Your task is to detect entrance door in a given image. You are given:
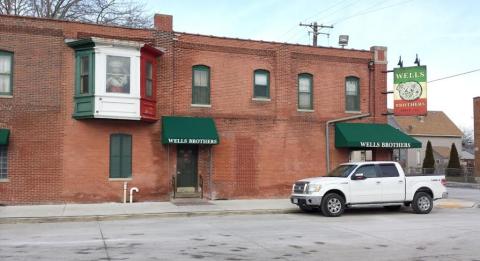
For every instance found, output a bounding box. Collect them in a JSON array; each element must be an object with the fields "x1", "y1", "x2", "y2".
[{"x1": 176, "y1": 145, "x2": 198, "y2": 193}]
